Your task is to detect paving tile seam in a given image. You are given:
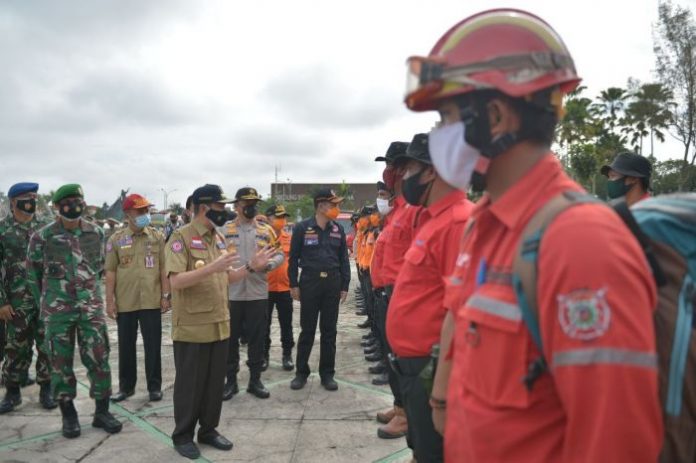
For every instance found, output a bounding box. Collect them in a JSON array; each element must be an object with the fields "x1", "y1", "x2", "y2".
[{"x1": 372, "y1": 447, "x2": 412, "y2": 463}]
